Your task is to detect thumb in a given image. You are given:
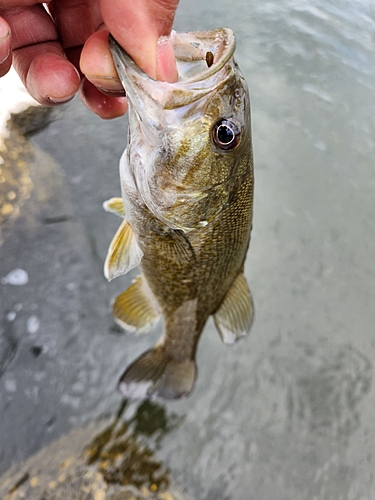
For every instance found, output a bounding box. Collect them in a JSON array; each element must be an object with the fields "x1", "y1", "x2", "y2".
[{"x1": 100, "y1": 0, "x2": 179, "y2": 82}]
